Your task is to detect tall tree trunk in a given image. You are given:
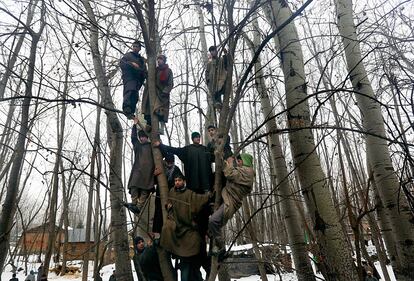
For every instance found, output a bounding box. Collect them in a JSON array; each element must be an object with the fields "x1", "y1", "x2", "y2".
[
  {"x1": 80, "y1": 1, "x2": 132, "y2": 280},
  {"x1": 264, "y1": 1, "x2": 358, "y2": 280},
  {"x1": 244, "y1": 21, "x2": 315, "y2": 280},
  {"x1": 0, "y1": 1, "x2": 45, "y2": 272},
  {"x1": 335, "y1": 0, "x2": 414, "y2": 279}
]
